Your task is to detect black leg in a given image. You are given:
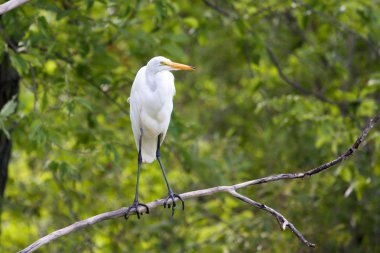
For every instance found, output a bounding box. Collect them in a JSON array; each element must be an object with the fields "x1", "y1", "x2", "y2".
[
  {"x1": 156, "y1": 134, "x2": 184, "y2": 216},
  {"x1": 125, "y1": 128, "x2": 149, "y2": 219}
]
